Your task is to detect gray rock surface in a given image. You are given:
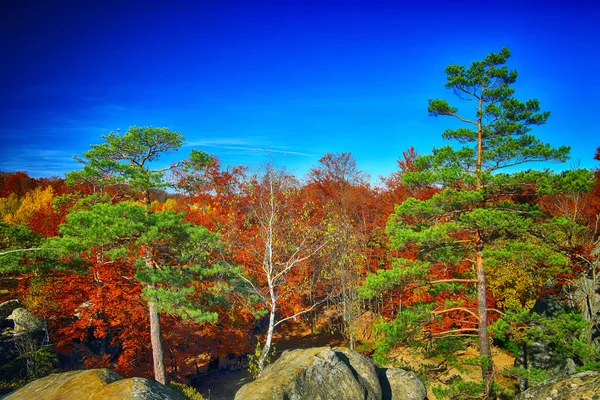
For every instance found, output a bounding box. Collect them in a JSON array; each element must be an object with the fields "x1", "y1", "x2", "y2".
[
  {"x1": 3, "y1": 368, "x2": 185, "y2": 400},
  {"x1": 514, "y1": 370, "x2": 600, "y2": 400},
  {"x1": 234, "y1": 346, "x2": 427, "y2": 400},
  {"x1": 6, "y1": 308, "x2": 45, "y2": 333},
  {"x1": 379, "y1": 368, "x2": 427, "y2": 400},
  {"x1": 335, "y1": 347, "x2": 382, "y2": 399},
  {"x1": 0, "y1": 300, "x2": 20, "y2": 325}
]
